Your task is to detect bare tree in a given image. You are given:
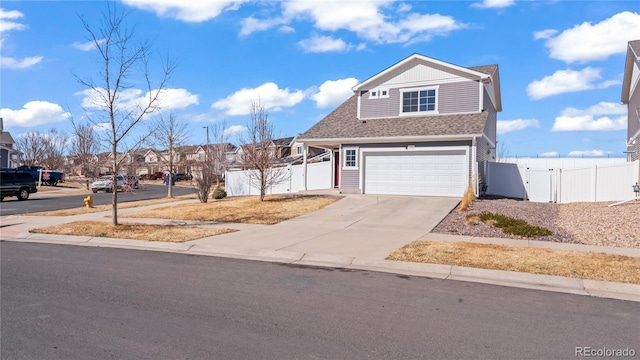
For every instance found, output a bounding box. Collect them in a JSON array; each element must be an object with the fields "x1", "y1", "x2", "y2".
[
  {"x1": 15, "y1": 129, "x2": 67, "y2": 169},
  {"x1": 193, "y1": 121, "x2": 228, "y2": 203},
  {"x1": 76, "y1": 5, "x2": 175, "y2": 225},
  {"x1": 155, "y1": 113, "x2": 188, "y2": 198},
  {"x1": 70, "y1": 122, "x2": 101, "y2": 176},
  {"x1": 40, "y1": 129, "x2": 68, "y2": 170},
  {"x1": 241, "y1": 101, "x2": 287, "y2": 201},
  {"x1": 15, "y1": 131, "x2": 45, "y2": 166}
]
